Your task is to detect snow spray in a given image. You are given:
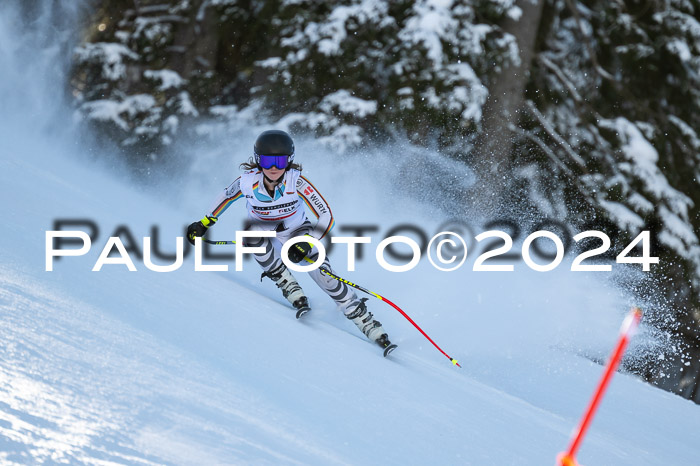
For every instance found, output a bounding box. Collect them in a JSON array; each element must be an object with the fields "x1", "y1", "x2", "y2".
[{"x1": 557, "y1": 307, "x2": 643, "y2": 466}]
